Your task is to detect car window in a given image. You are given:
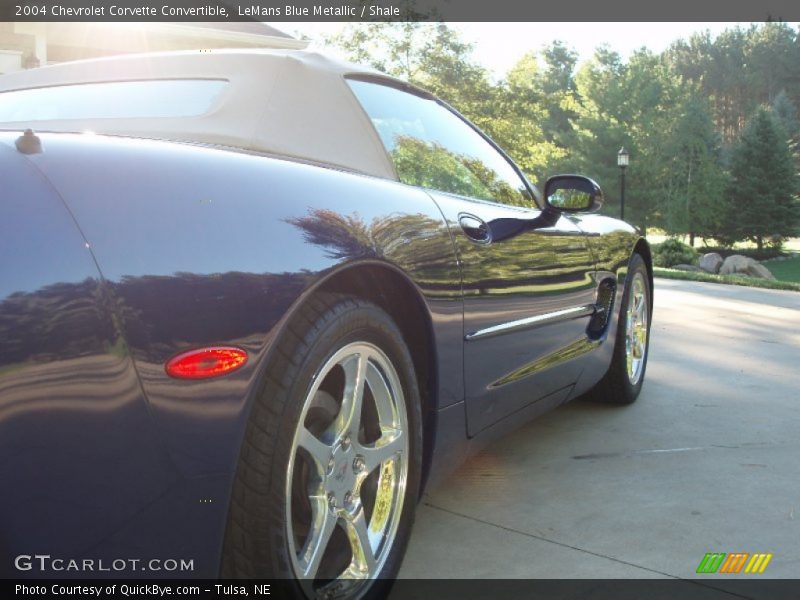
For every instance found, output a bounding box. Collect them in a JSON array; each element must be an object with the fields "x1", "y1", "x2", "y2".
[
  {"x1": 0, "y1": 79, "x2": 227, "y2": 122},
  {"x1": 348, "y1": 79, "x2": 532, "y2": 207}
]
